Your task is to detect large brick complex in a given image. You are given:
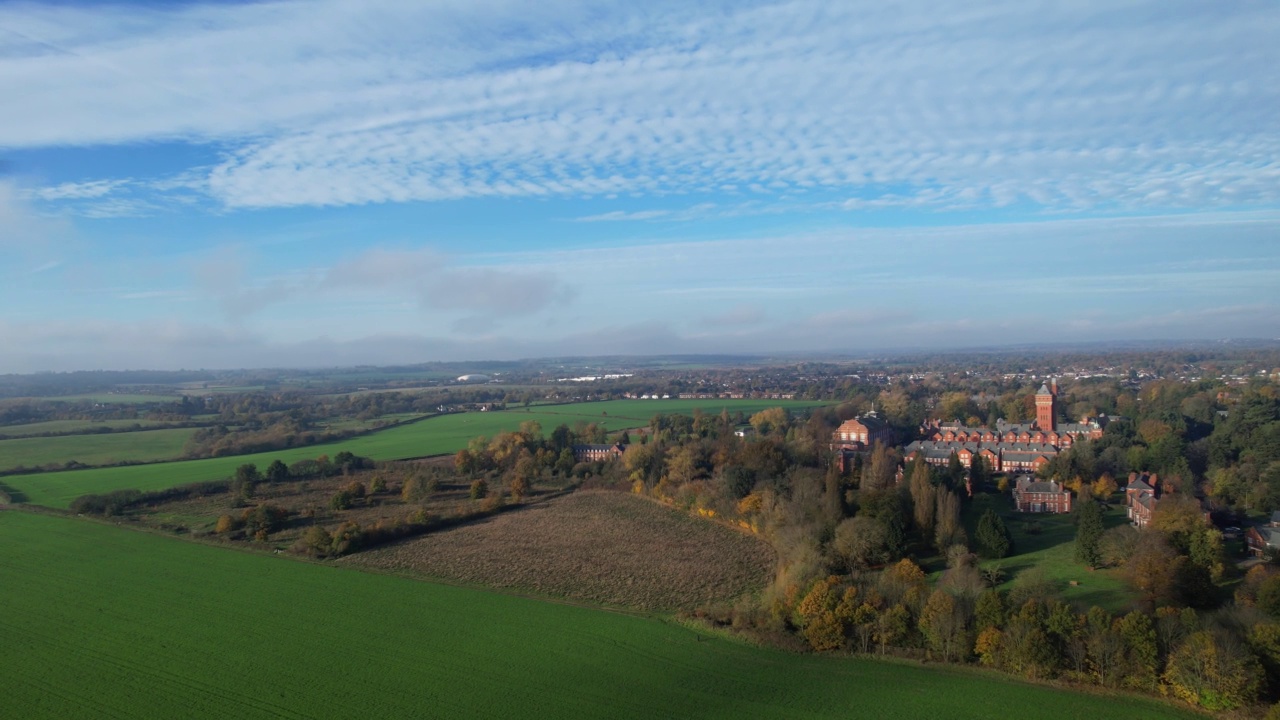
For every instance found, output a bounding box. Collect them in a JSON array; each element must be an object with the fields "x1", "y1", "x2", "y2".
[{"x1": 904, "y1": 382, "x2": 1114, "y2": 474}]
